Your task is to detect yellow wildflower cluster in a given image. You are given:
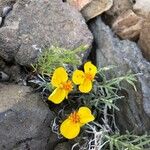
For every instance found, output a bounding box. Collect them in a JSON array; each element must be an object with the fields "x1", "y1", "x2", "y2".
[{"x1": 48, "y1": 61, "x2": 97, "y2": 139}]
